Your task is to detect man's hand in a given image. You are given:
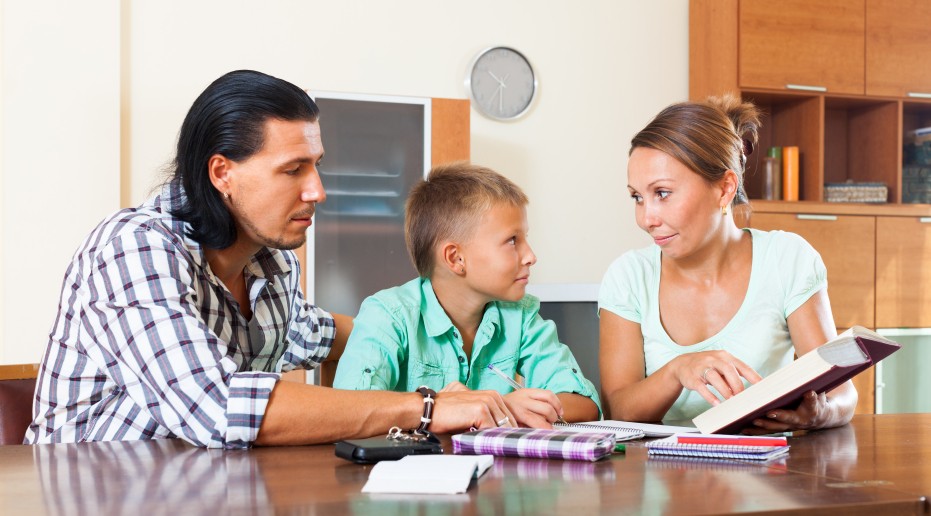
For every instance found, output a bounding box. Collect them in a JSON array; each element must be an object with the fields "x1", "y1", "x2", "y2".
[
  {"x1": 503, "y1": 388, "x2": 563, "y2": 428},
  {"x1": 429, "y1": 390, "x2": 516, "y2": 433}
]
